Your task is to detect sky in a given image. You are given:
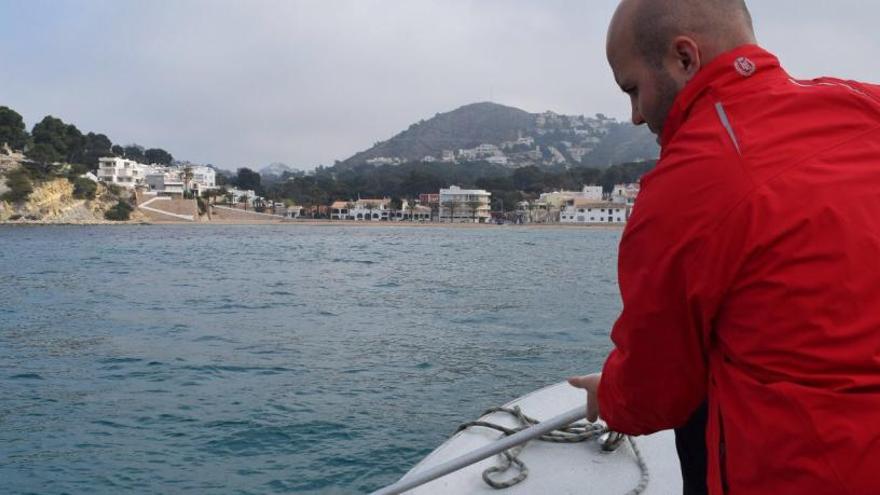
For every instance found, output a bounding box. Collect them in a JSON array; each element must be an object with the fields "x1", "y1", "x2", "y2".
[{"x1": 1, "y1": 0, "x2": 878, "y2": 172}]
